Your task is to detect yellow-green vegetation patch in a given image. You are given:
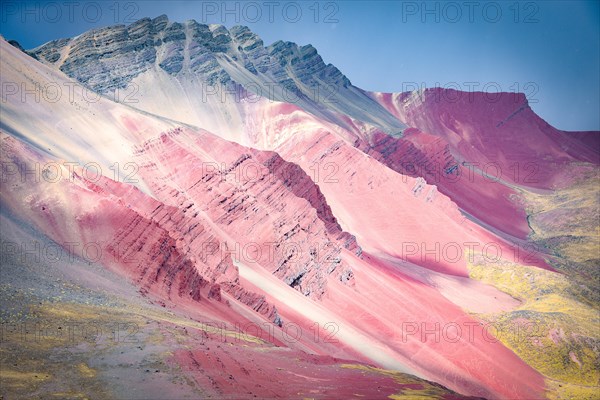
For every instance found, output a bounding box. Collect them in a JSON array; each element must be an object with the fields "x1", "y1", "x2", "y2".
[
  {"x1": 140, "y1": 310, "x2": 266, "y2": 345},
  {"x1": 468, "y1": 172, "x2": 600, "y2": 397},
  {"x1": 0, "y1": 369, "x2": 51, "y2": 385},
  {"x1": 341, "y1": 364, "x2": 454, "y2": 399},
  {"x1": 49, "y1": 392, "x2": 91, "y2": 399},
  {"x1": 469, "y1": 263, "x2": 598, "y2": 333},
  {"x1": 469, "y1": 261, "x2": 599, "y2": 387},
  {"x1": 0, "y1": 302, "x2": 123, "y2": 399},
  {"x1": 0, "y1": 294, "x2": 267, "y2": 399},
  {"x1": 524, "y1": 174, "x2": 599, "y2": 254},
  {"x1": 546, "y1": 378, "x2": 600, "y2": 400},
  {"x1": 76, "y1": 363, "x2": 97, "y2": 378},
  {"x1": 524, "y1": 173, "x2": 600, "y2": 287}
]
